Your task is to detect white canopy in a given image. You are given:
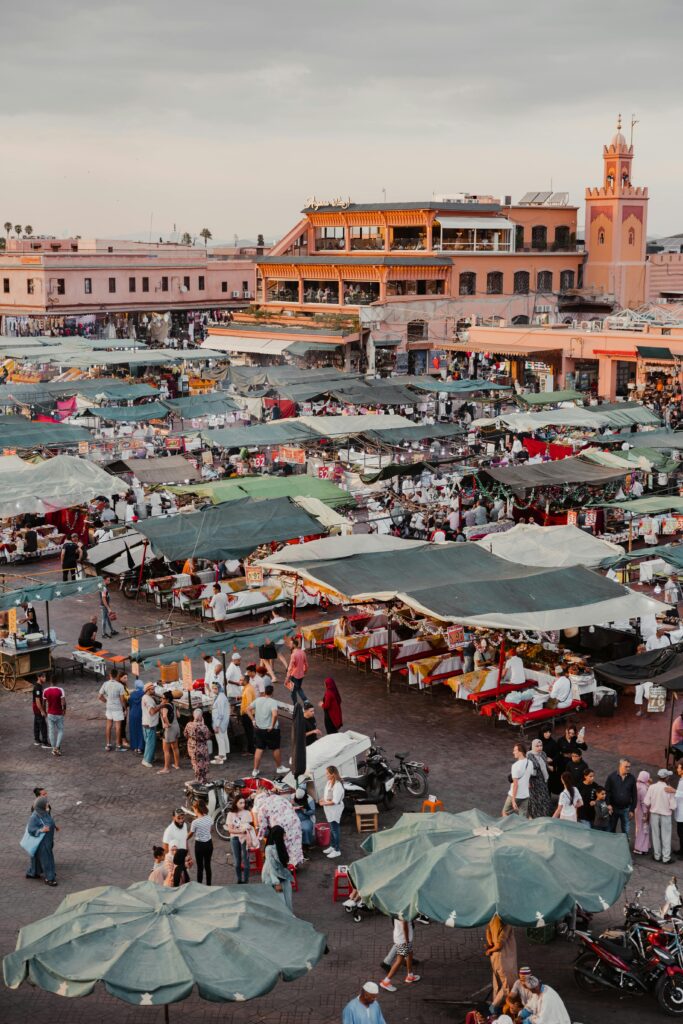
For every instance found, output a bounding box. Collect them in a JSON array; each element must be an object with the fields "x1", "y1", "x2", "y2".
[
  {"x1": 0, "y1": 455, "x2": 125, "y2": 519},
  {"x1": 0, "y1": 454, "x2": 32, "y2": 475},
  {"x1": 298, "y1": 414, "x2": 413, "y2": 438},
  {"x1": 475, "y1": 524, "x2": 624, "y2": 568}
]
